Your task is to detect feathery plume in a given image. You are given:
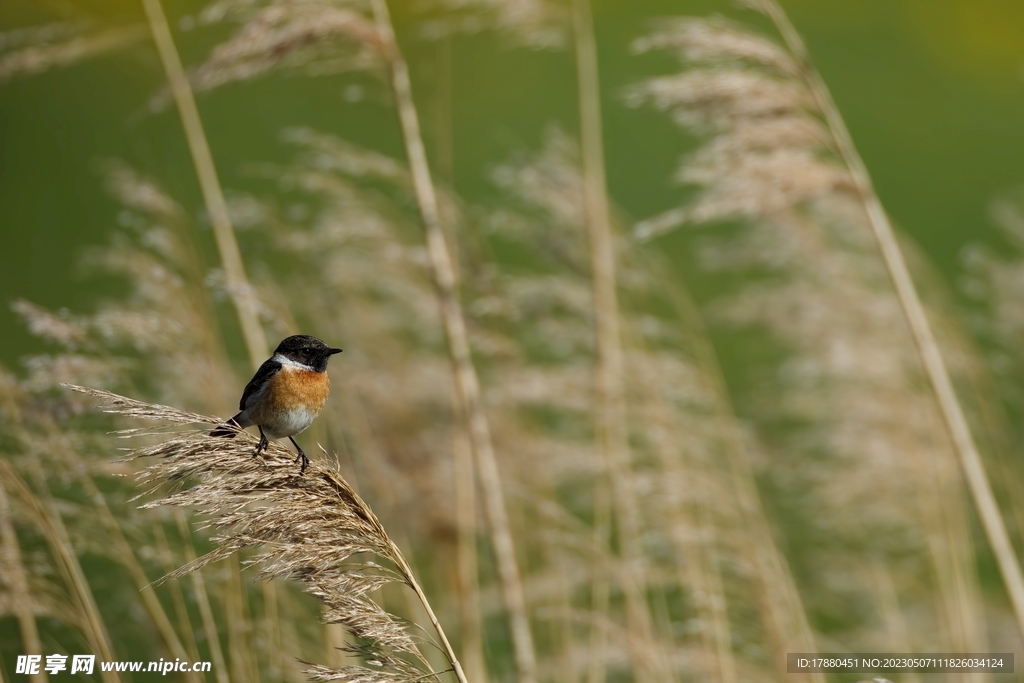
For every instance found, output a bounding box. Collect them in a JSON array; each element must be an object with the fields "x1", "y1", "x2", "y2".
[
  {"x1": 418, "y1": 0, "x2": 568, "y2": 50},
  {"x1": 184, "y1": 0, "x2": 383, "y2": 97},
  {"x1": 71, "y1": 385, "x2": 468, "y2": 683},
  {"x1": 629, "y1": 10, "x2": 994, "y2": 656},
  {"x1": 0, "y1": 22, "x2": 147, "y2": 84}
]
